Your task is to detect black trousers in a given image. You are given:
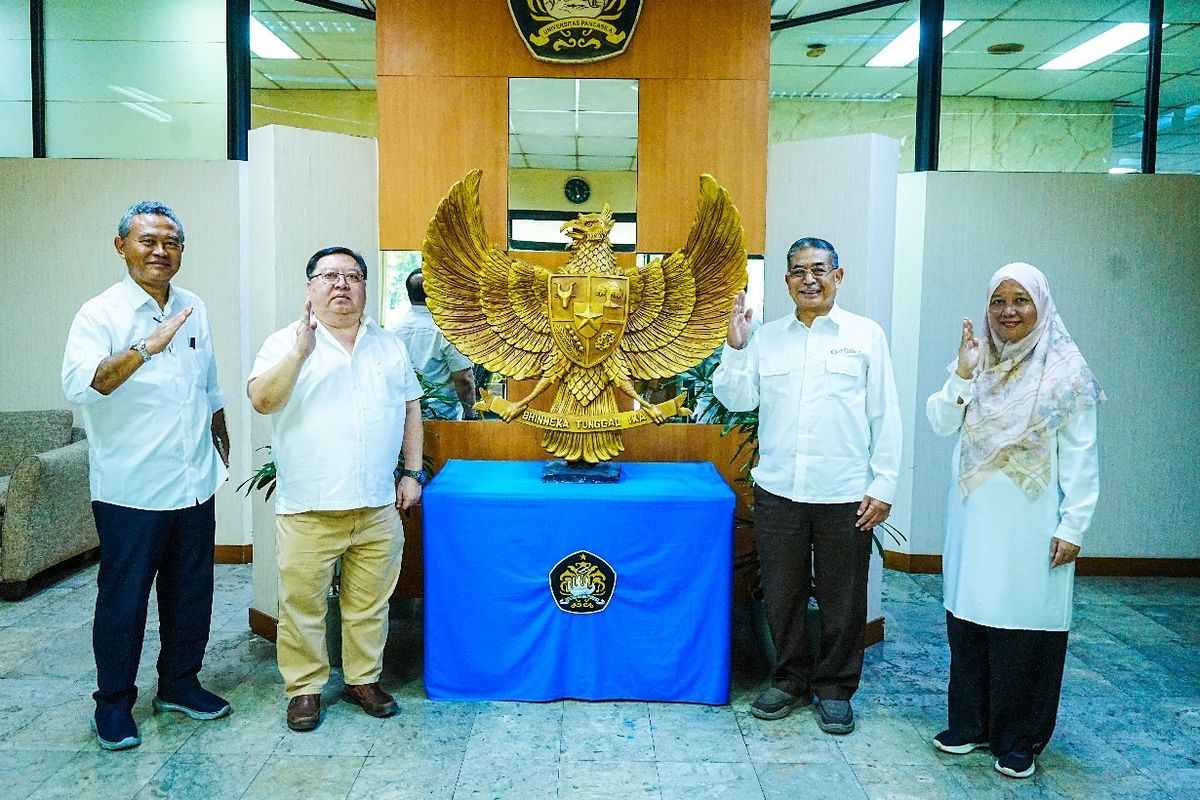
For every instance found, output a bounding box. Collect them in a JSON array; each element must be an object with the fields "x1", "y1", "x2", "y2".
[
  {"x1": 91, "y1": 498, "x2": 216, "y2": 712},
  {"x1": 753, "y1": 486, "x2": 872, "y2": 701},
  {"x1": 945, "y1": 611, "x2": 1069, "y2": 758}
]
